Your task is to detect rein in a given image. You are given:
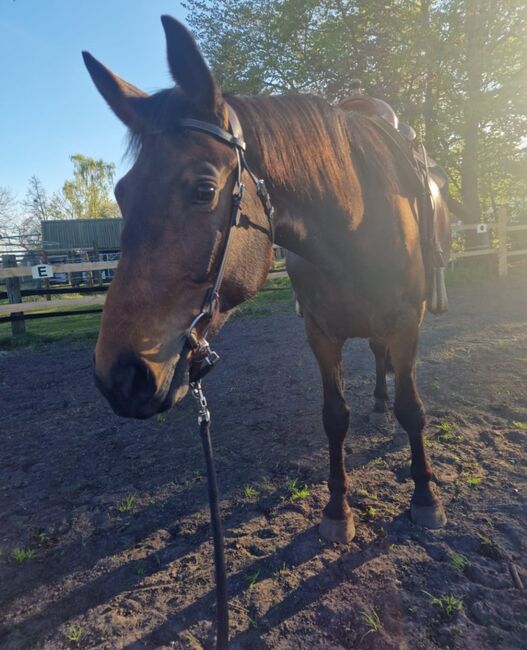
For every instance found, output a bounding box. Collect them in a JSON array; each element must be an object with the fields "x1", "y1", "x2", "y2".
[{"x1": 181, "y1": 105, "x2": 274, "y2": 649}]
